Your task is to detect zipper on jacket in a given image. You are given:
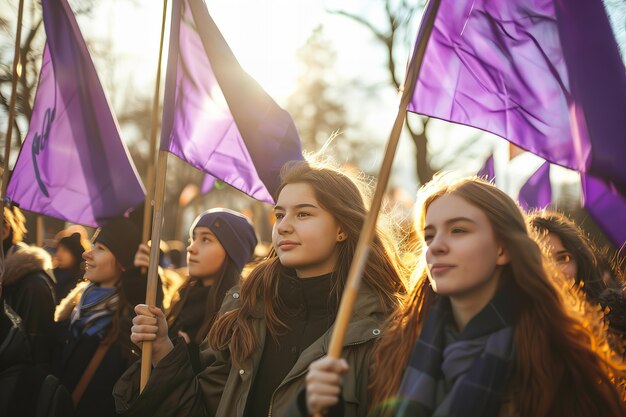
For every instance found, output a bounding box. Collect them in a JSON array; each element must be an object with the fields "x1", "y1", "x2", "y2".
[{"x1": 266, "y1": 338, "x2": 372, "y2": 417}]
